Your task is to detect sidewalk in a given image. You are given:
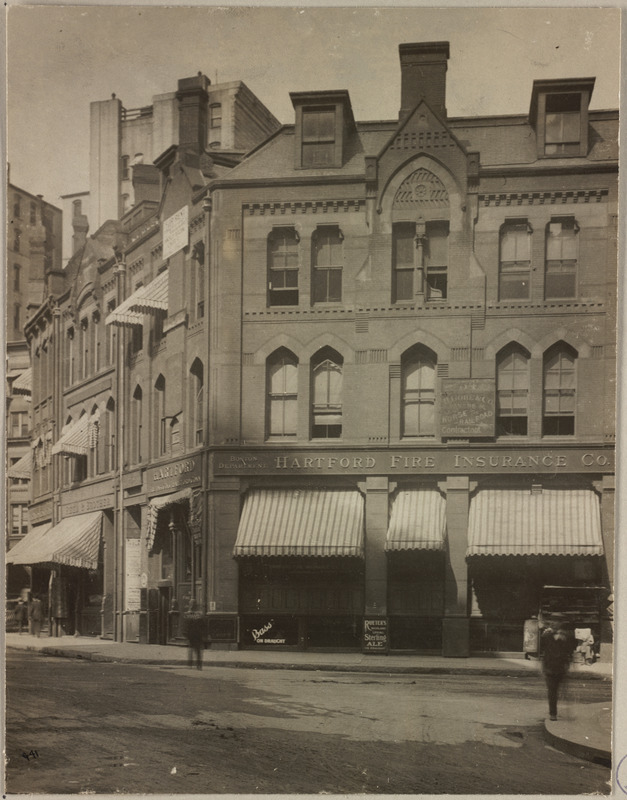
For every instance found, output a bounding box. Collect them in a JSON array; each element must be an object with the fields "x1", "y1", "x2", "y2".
[{"x1": 5, "y1": 632, "x2": 612, "y2": 764}]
